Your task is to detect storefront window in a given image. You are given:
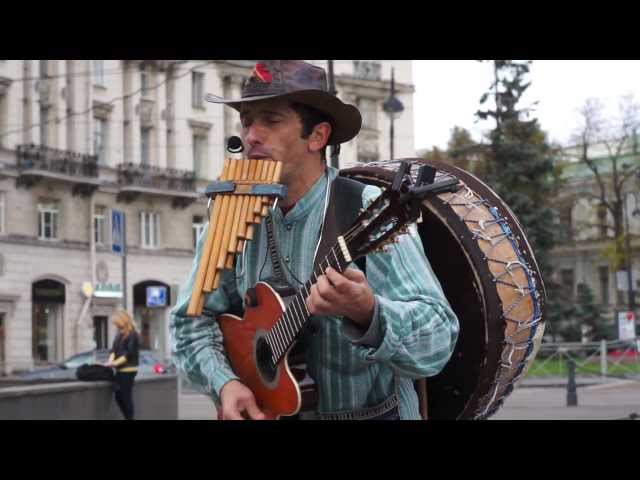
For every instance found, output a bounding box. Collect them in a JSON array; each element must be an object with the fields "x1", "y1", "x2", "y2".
[
  {"x1": 32, "y1": 279, "x2": 65, "y2": 363},
  {"x1": 0, "y1": 313, "x2": 5, "y2": 374},
  {"x1": 93, "y1": 316, "x2": 108, "y2": 350},
  {"x1": 32, "y1": 303, "x2": 59, "y2": 363}
]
